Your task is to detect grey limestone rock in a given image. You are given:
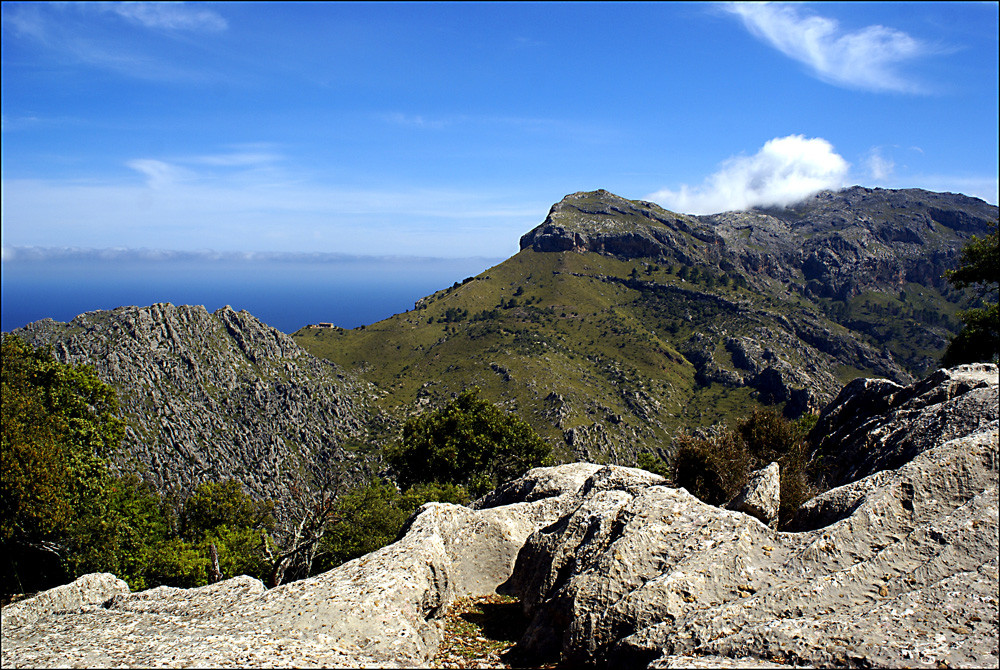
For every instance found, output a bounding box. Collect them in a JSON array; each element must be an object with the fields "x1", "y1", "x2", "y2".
[
  {"x1": 11, "y1": 303, "x2": 377, "y2": 523},
  {"x1": 3, "y1": 366, "x2": 997, "y2": 669},
  {"x1": 501, "y1": 367, "x2": 999, "y2": 668},
  {"x1": 726, "y1": 461, "x2": 780, "y2": 528},
  {"x1": 809, "y1": 363, "x2": 998, "y2": 488},
  {"x1": 1, "y1": 573, "x2": 128, "y2": 631},
  {"x1": 0, "y1": 467, "x2": 587, "y2": 668},
  {"x1": 472, "y1": 462, "x2": 603, "y2": 509}
]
